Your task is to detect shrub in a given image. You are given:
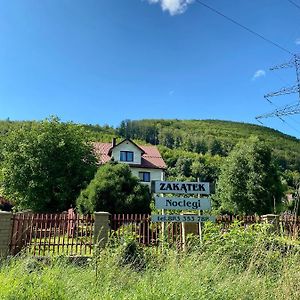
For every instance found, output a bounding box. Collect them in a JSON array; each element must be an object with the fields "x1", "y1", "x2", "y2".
[
  {"x1": 77, "y1": 163, "x2": 151, "y2": 214},
  {"x1": 0, "y1": 196, "x2": 13, "y2": 211}
]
